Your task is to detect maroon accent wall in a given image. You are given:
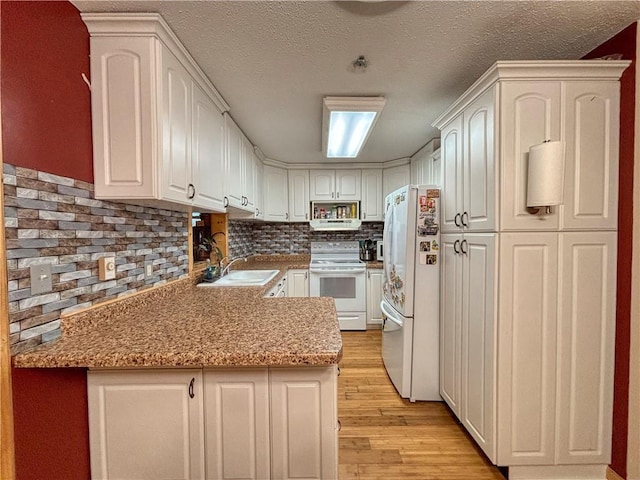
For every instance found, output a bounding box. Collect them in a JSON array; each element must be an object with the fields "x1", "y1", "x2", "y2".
[
  {"x1": 2, "y1": 2, "x2": 94, "y2": 477},
  {"x1": 1, "y1": 1, "x2": 93, "y2": 183},
  {"x1": 583, "y1": 22, "x2": 637, "y2": 479},
  {"x1": 12, "y1": 368, "x2": 90, "y2": 480}
]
